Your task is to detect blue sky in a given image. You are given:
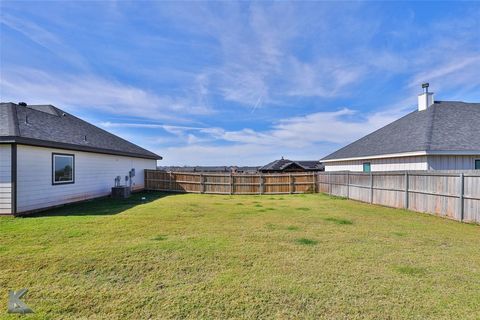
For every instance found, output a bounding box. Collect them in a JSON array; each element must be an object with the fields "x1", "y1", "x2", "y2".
[{"x1": 1, "y1": 1, "x2": 479, "y2": 165}]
